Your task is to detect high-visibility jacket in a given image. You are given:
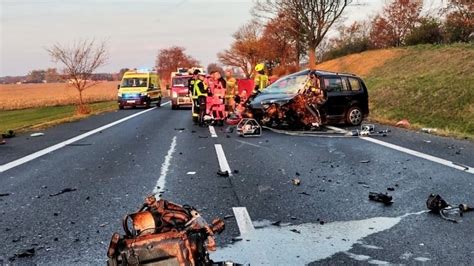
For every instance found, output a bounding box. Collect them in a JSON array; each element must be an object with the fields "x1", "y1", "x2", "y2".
[
  {"x1": 193, "y1": 79, "x2": 208, "y2": 97},
  {"x1": 254, "y1": 73, "x2": 269, "y2": 92},
  {"x1": 188, "y1": 78, "x2": 196, "y2": 95},
  {"x1": 225, "y1": 77, "x2": 237, "y2": 98}
]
